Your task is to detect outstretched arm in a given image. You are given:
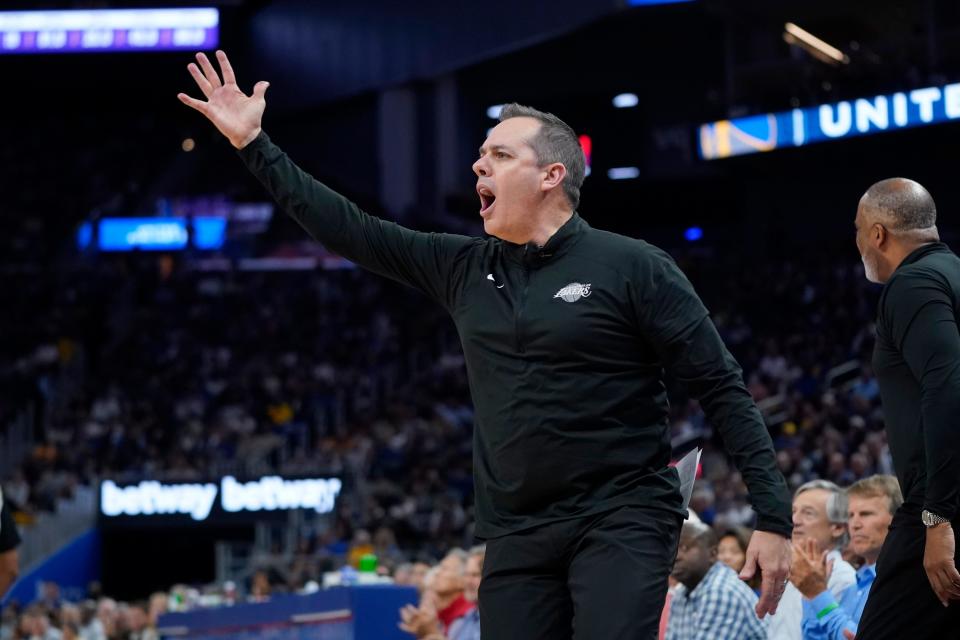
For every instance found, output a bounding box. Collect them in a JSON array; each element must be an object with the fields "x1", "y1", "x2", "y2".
[{"x1": 178, "y1": 51, "x2": 476, "y2": 307}]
